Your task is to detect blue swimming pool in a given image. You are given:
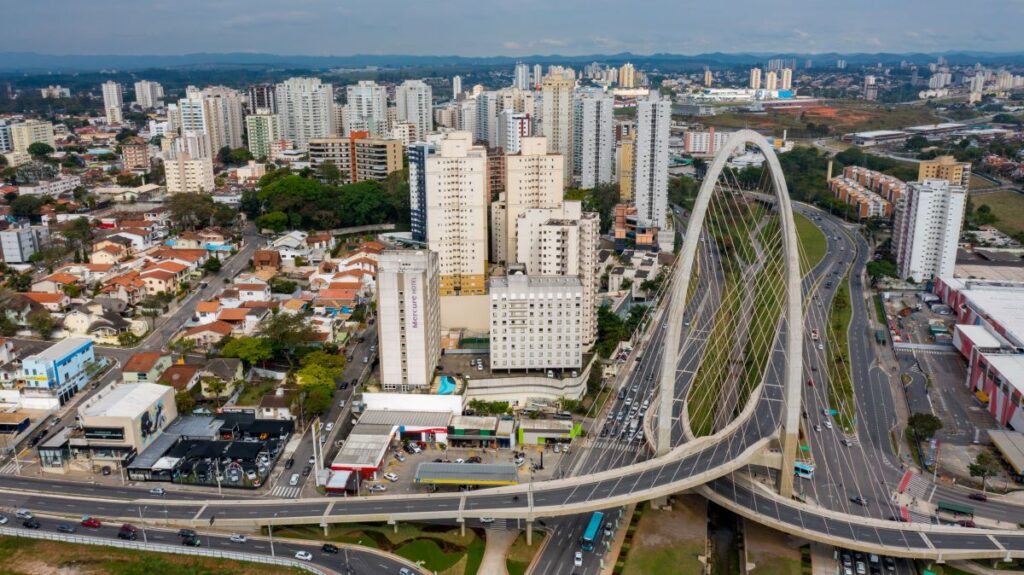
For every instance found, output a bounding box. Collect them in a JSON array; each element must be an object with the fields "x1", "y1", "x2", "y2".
[{"x1": 438, "y1": 376, "x2": 456, "y2": 395}]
